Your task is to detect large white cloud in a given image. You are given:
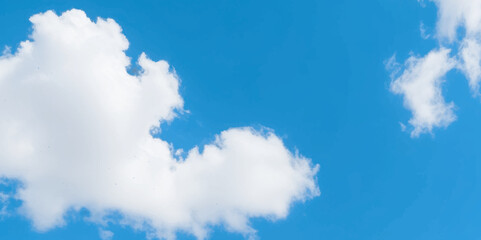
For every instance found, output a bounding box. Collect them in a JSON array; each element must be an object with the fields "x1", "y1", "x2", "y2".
[
  {"x1": 0, "y1": 9, "x2": 319, "y2": 239},
  {"x1": 390, "y1": 0, "x2": 481, "y2": 136}
]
